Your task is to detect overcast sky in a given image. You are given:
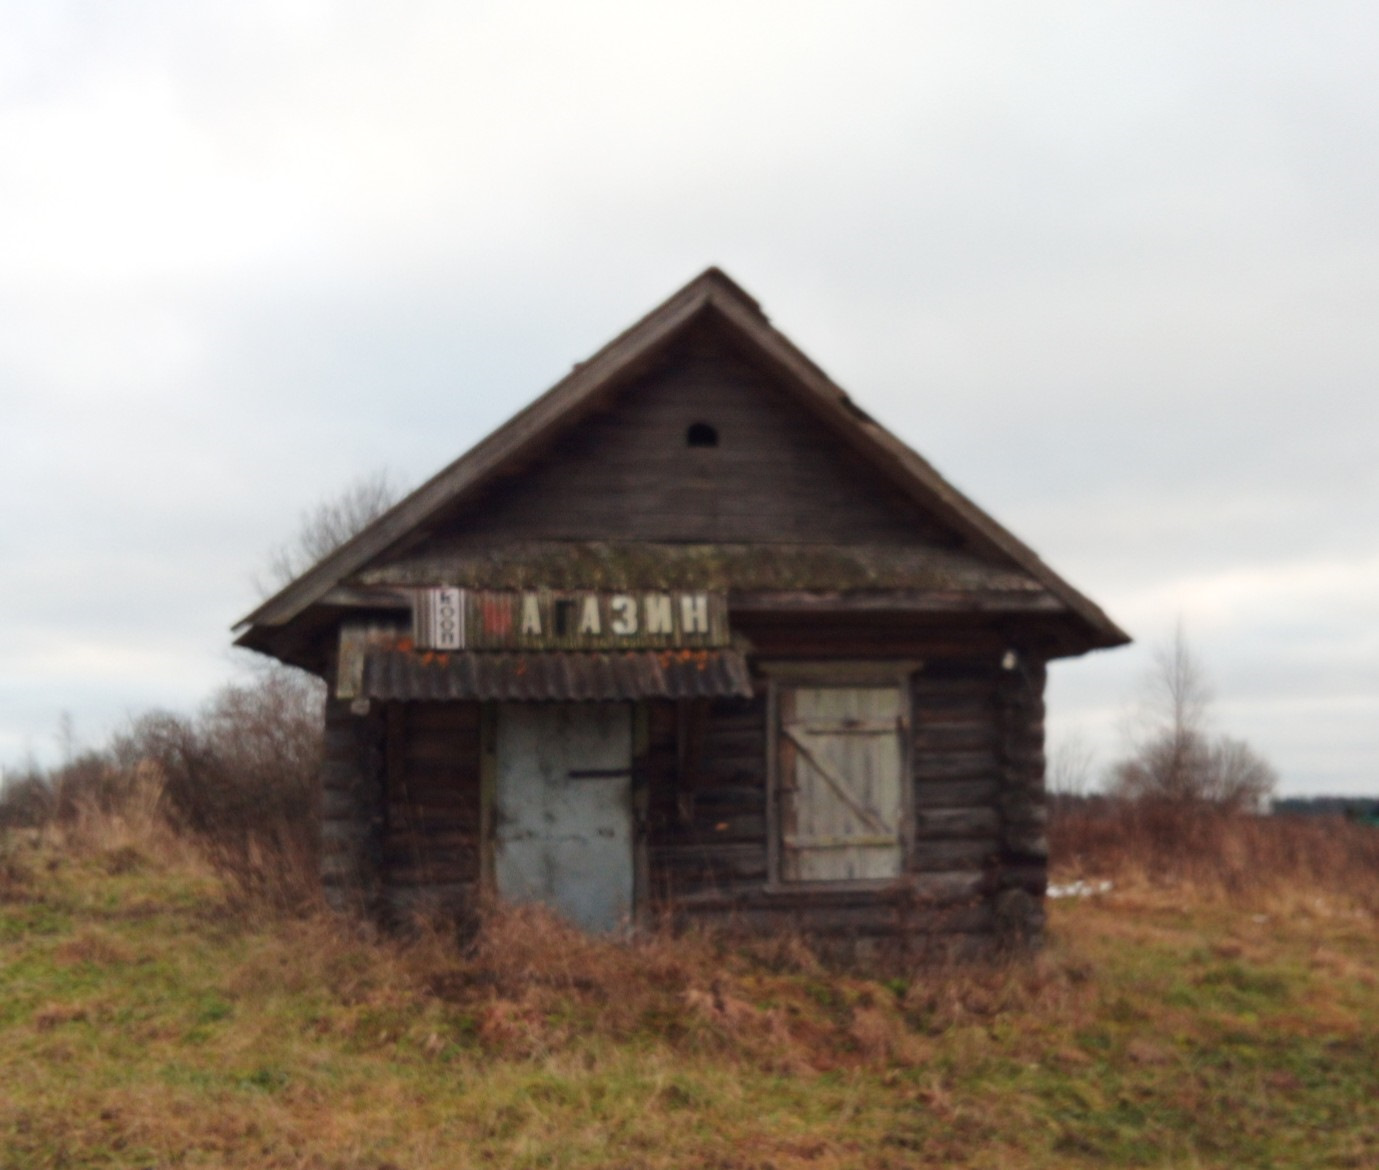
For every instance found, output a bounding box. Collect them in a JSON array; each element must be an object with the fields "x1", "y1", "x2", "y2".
[{"x1": 2, "y1": 2, "x2": 1375, "y2": 795}]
